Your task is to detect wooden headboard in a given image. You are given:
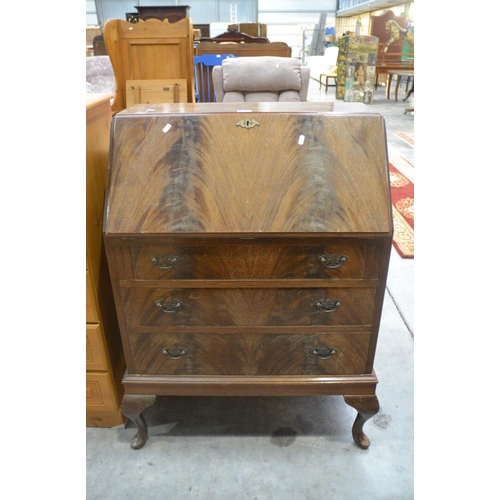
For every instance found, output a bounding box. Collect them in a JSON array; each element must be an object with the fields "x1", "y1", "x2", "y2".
[
  {"x1": 199, "y1": 29, "x2": 269, "y2": 44},
  {"x1": 195, "y1": 41, "x2": 291, "y2": 58}
]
